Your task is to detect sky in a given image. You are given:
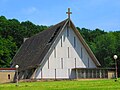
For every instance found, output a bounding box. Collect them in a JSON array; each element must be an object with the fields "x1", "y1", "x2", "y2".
[{"x1": 0, "y1": 0, "x2": 120, "y2": 32}]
